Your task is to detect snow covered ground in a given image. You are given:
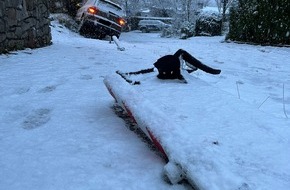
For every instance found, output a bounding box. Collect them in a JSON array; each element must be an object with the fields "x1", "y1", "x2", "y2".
[{"x1": 1, "y1": 18, "x2": 290, "y2": 190}]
